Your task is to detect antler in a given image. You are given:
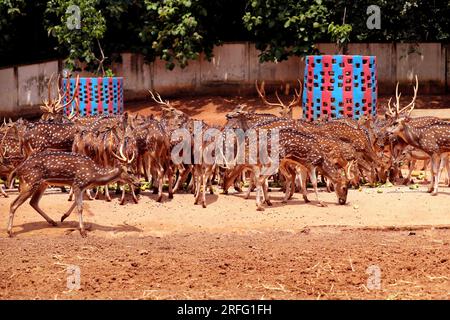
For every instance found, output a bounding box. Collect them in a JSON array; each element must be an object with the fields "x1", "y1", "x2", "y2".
[
  {"x1": 386, "y1": 97, "x2": 395, "y2": 116},
  {"x1": 148, "y1": 90, "x2": 172, "y2": 109},
  {"x1": 256, "y1": 80, "x2": 302, "y2": 115},
  {"x1": 386, "y1": 75, "x2": 419, "y2": 117},
  {"x1": 112, "y1": 143, "x2": 135, "y2": 164},
  {"x1": 56, "y1": 75, "x2": 80, "y2": 112},
  {"x1": 399, "y1": 75, "x2": 418, "y2": 115},
  {"x1": 255, "y1": 80, "x2": 286, "y2": 108}
]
